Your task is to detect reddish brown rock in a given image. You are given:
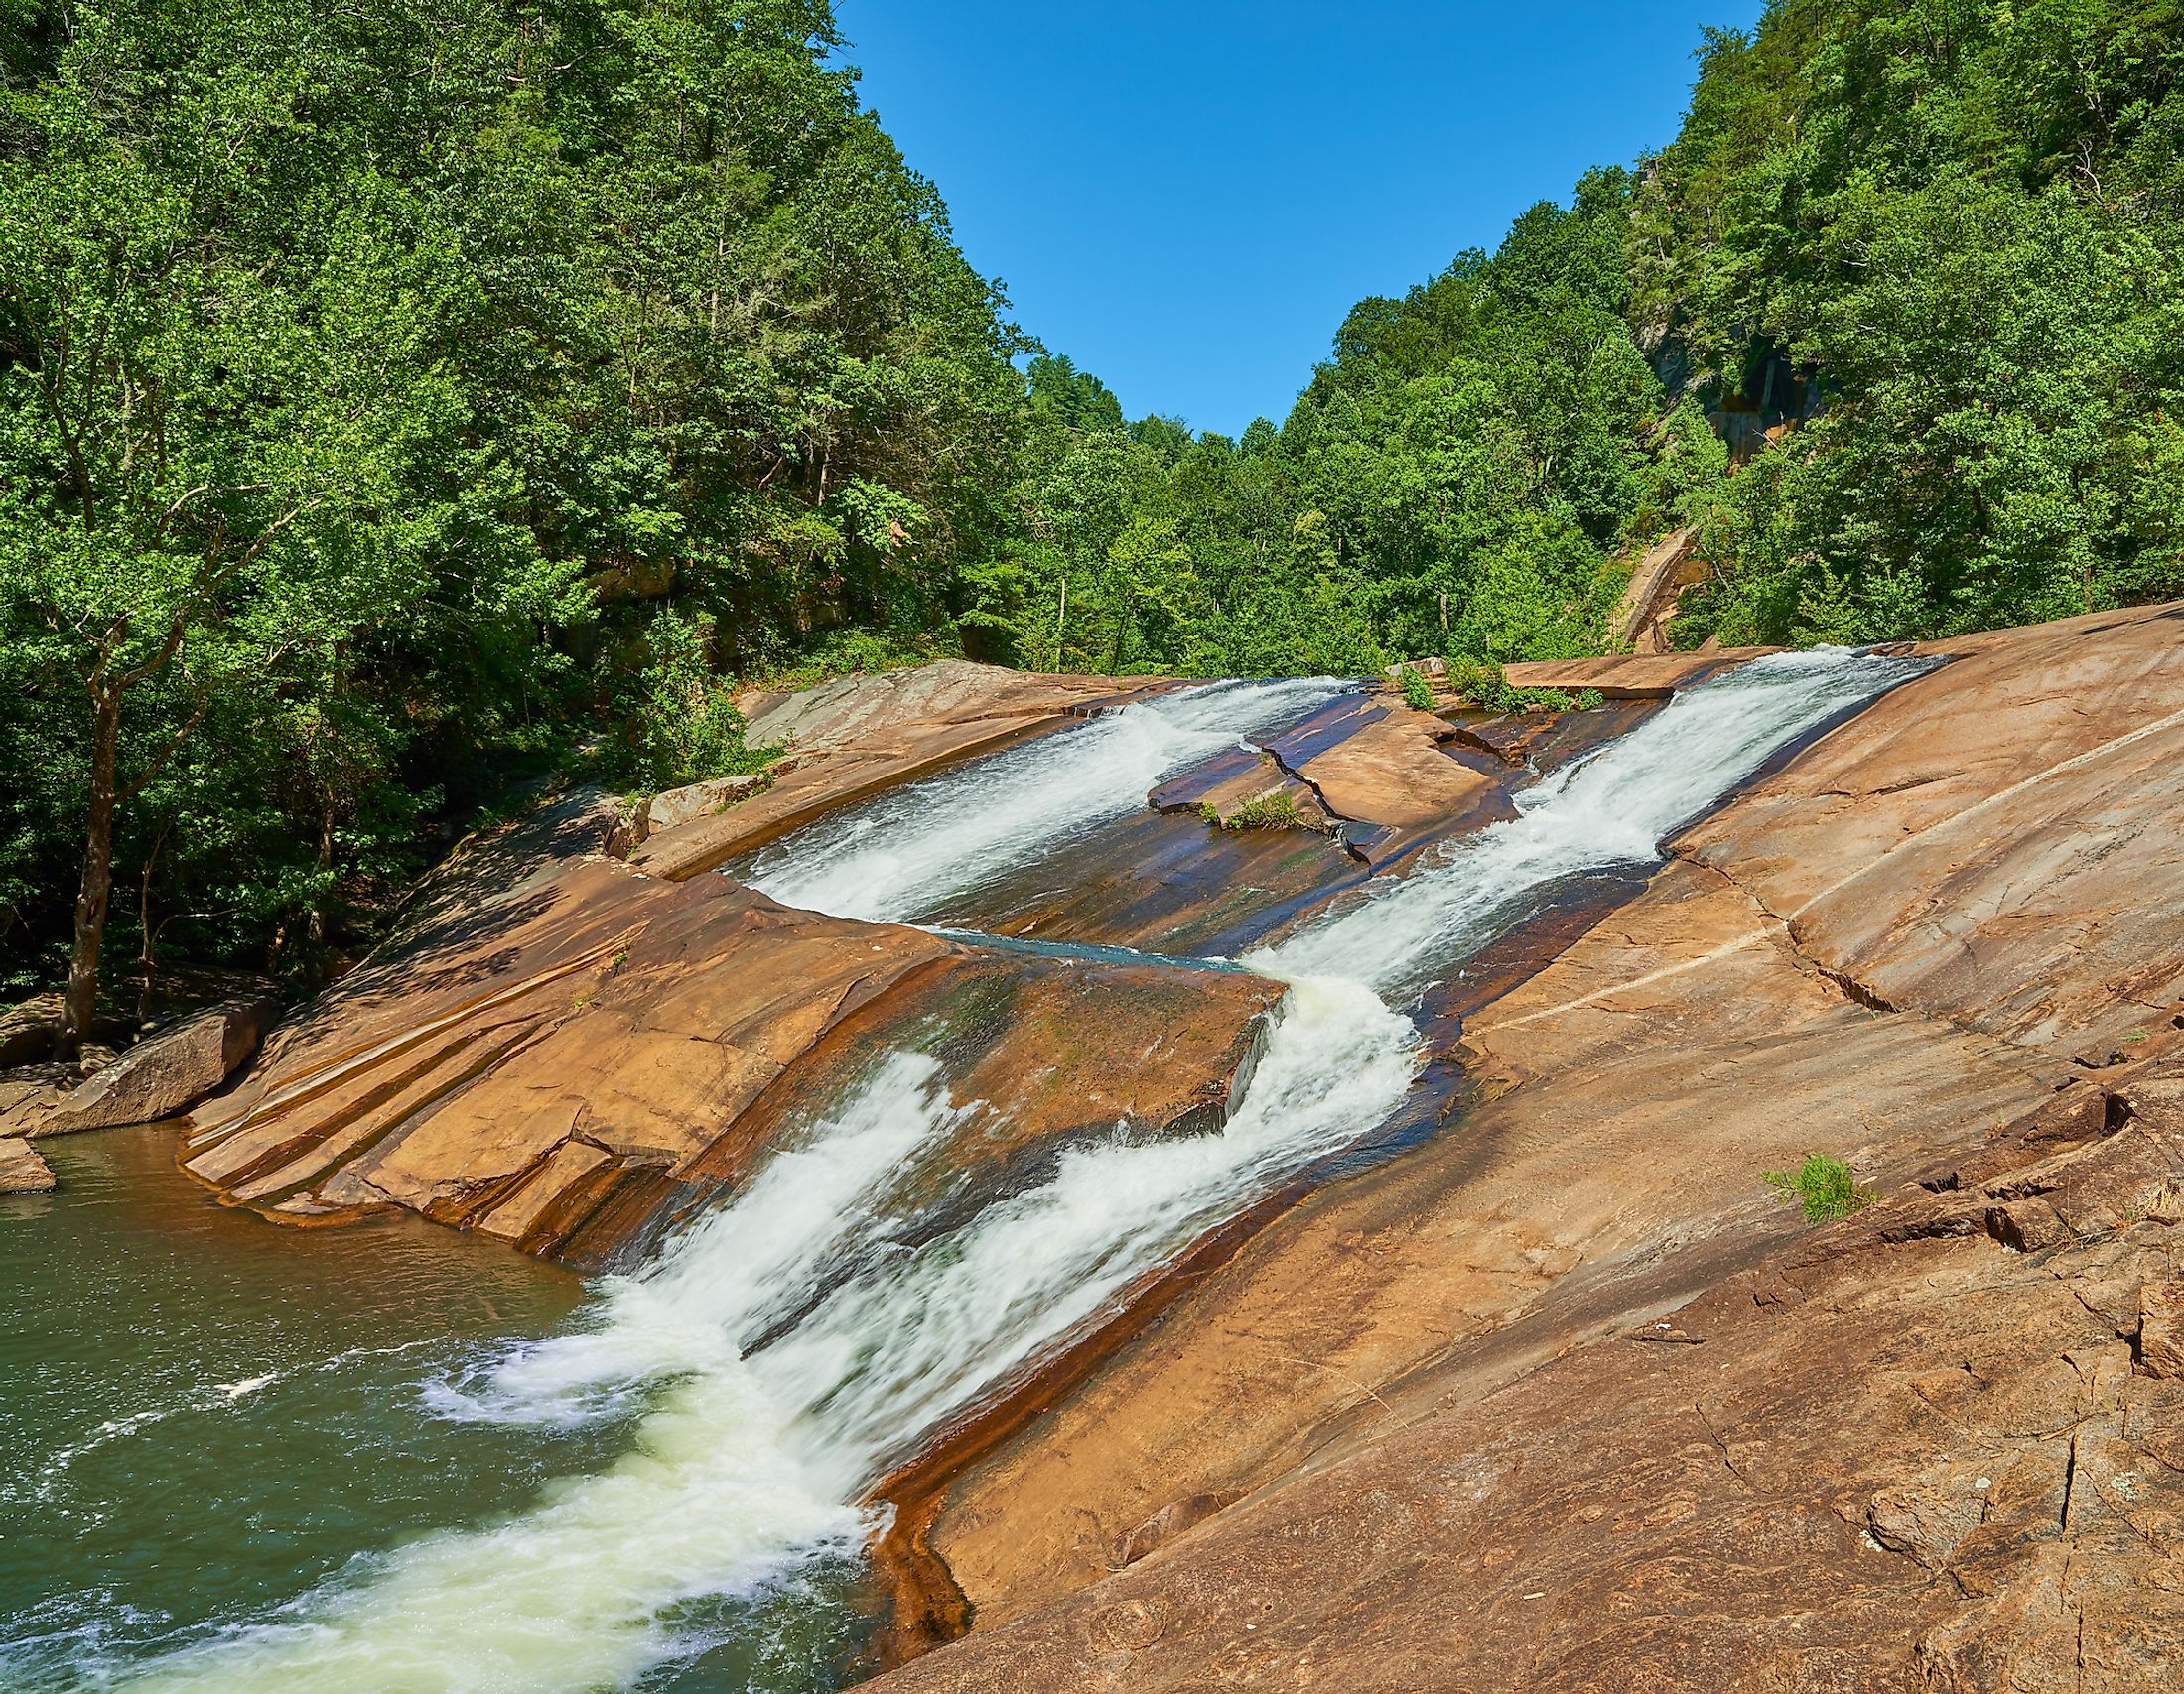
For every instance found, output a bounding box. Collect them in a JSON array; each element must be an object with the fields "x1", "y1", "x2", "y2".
[
  {"x1": 878, "y1": 1090, "x2": 2184, "y2": 1694},
  {"x1": 871, "y1": 604, "x2": 2184, "y2": 1690},
  {"x1": 1677, "y1": 600, "x2": 2184, "y2": 1059},
  {"x1": 0, "y1": 994, "x2": 60, "y2": 1068},
  {"x1": 893, "y1": 858, "x2": 2058, "y2": 1633}
]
